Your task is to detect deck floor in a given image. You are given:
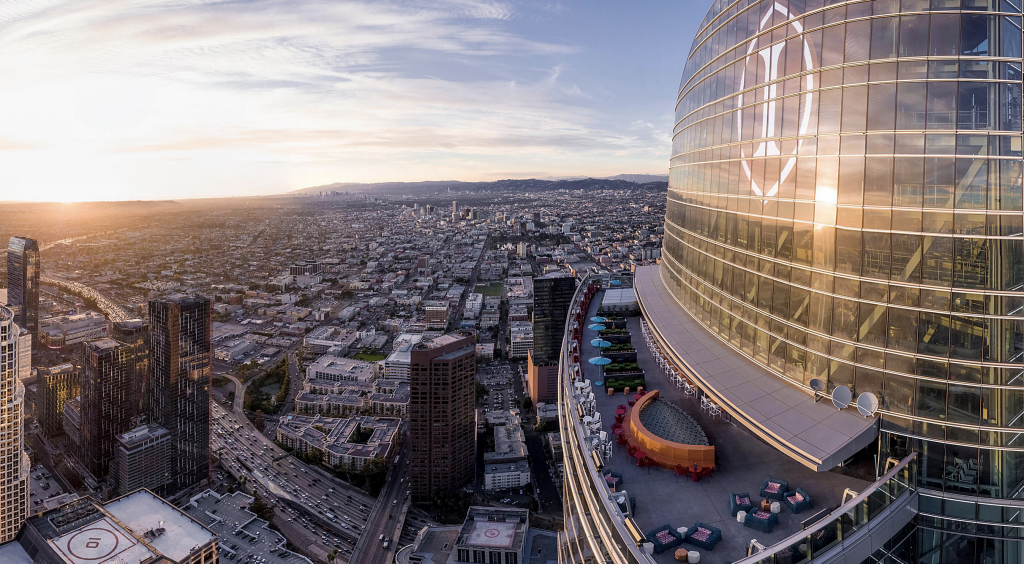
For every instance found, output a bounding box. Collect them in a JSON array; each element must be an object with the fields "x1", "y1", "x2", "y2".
[{"x1": 580, "y1": 297, "x2": 872, "y2": 564}]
